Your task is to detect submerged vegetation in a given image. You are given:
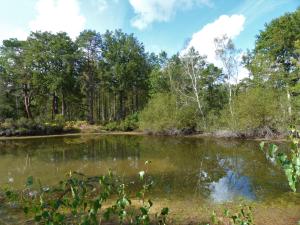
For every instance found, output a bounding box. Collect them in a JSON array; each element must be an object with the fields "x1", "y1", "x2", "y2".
[{"x1": 0, "y1": 8, "x2": 299, "y2": 137}]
